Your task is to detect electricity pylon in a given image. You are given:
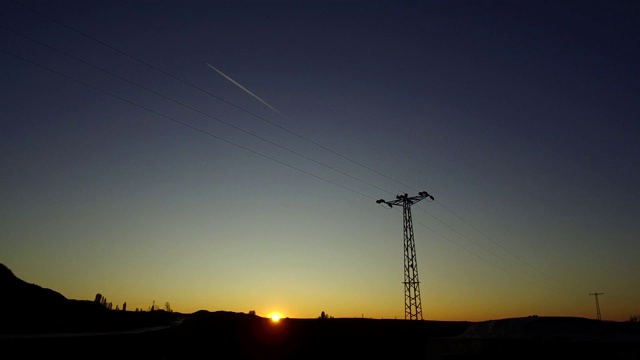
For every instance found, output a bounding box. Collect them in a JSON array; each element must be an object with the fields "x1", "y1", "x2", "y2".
[
  {"x1": 377, "y1": 191, "x2": 434, "y2": 320},
  {"x1": 589, "y1": 292, "x2": 604, "y2": 320}
]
